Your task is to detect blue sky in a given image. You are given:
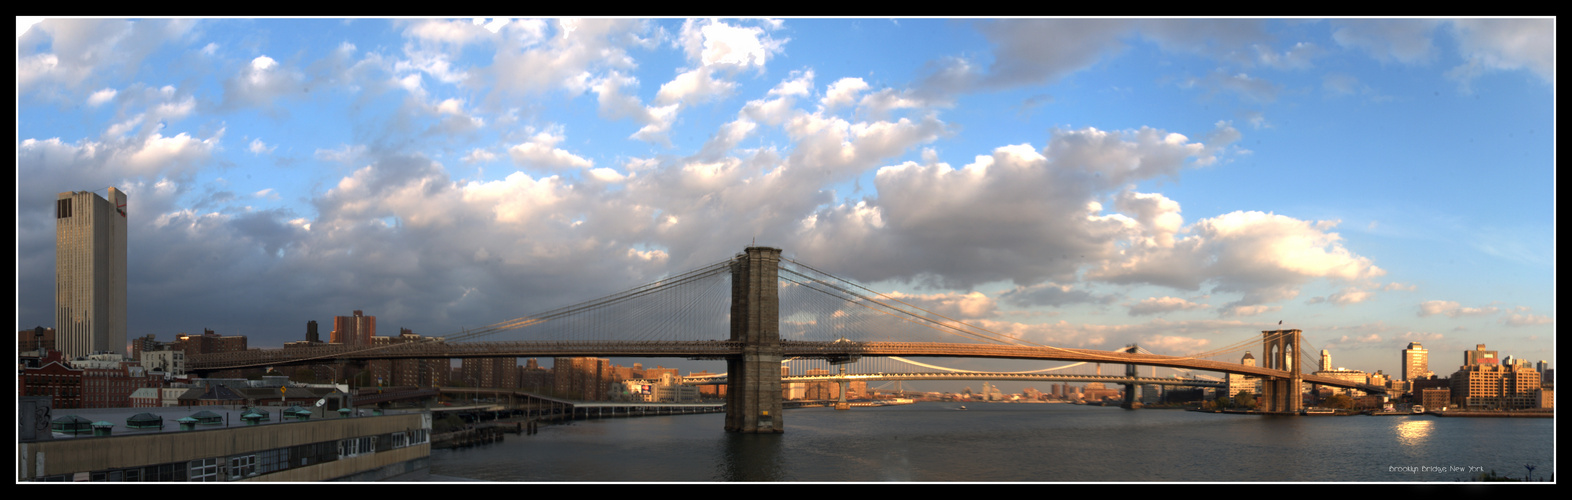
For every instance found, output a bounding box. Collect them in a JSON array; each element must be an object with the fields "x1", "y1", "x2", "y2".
[{"x1": 16, "y1": 18, "x2": 1554, "y2": 382}]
